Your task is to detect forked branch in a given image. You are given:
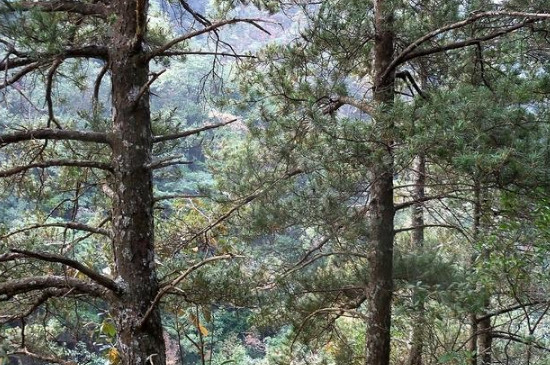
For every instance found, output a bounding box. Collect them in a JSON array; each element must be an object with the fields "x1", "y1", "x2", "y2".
[{"x1": 139, "y1": 254, "x2": 243, "y2": 328}]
